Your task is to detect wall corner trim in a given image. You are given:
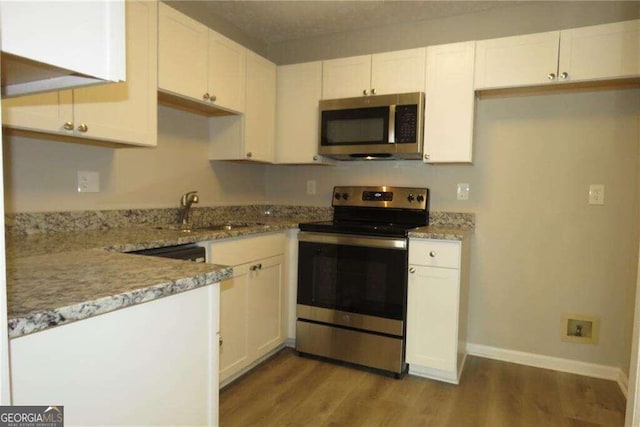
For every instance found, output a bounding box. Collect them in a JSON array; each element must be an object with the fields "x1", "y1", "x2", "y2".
[{"x1": 466, "y1": 342, "x2": 628, "y2": 397}]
